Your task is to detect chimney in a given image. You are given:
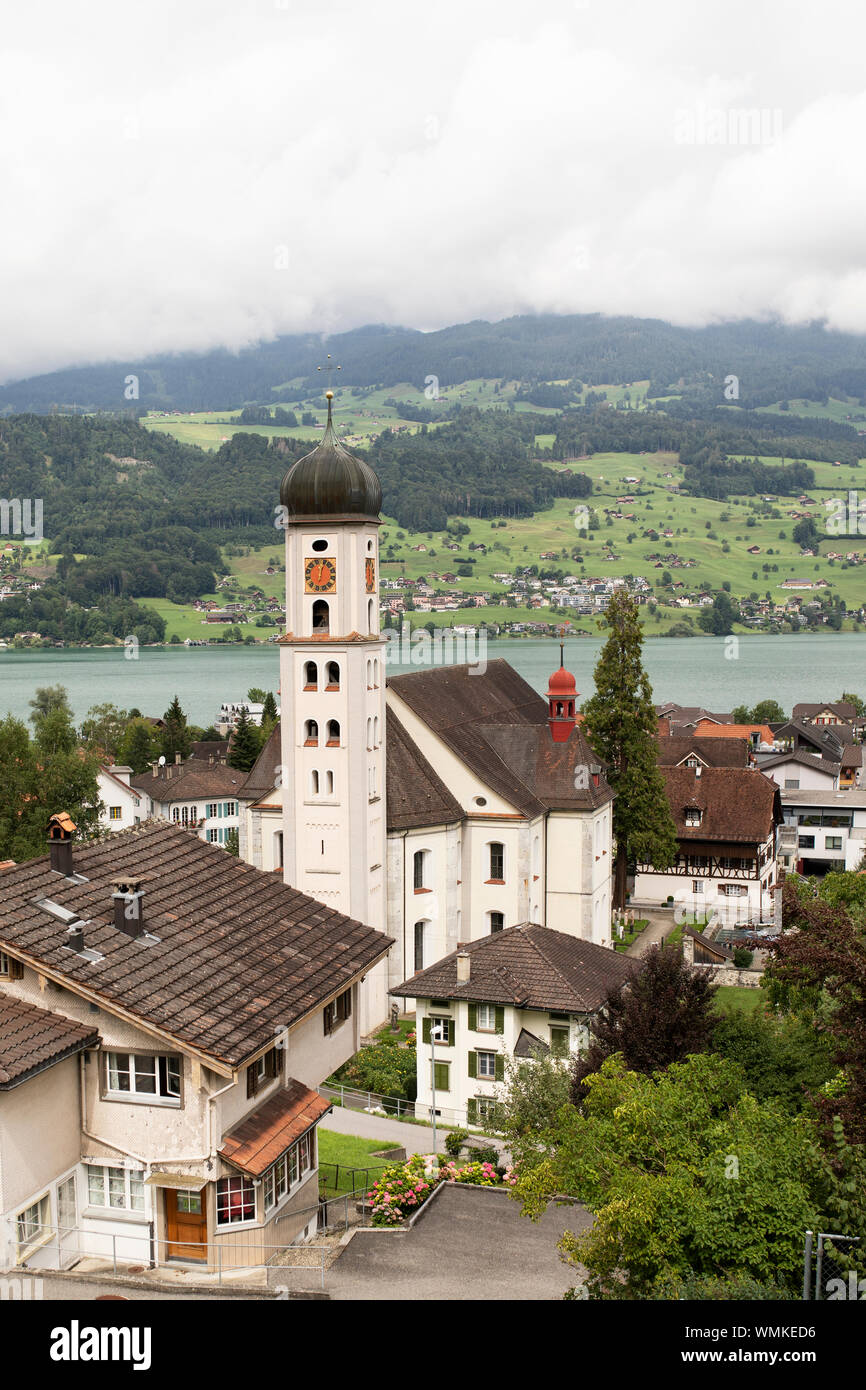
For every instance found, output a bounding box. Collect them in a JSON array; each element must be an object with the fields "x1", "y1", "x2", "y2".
[
  {"x1": 47, "y1": 812, "x2": 76, "y2": 875},
  {"x1": 112, "y1": 877, "x2": 145, "y2": 938},
  {"x1": 66, "y1": 921, "x2": 84, "y2": 952},
  {"x1": 456, "y1": 951, "x2": 470, "y2": 983},
  {"x1": 151, "y1": 762, "x2": 159, "y2": 779}
]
